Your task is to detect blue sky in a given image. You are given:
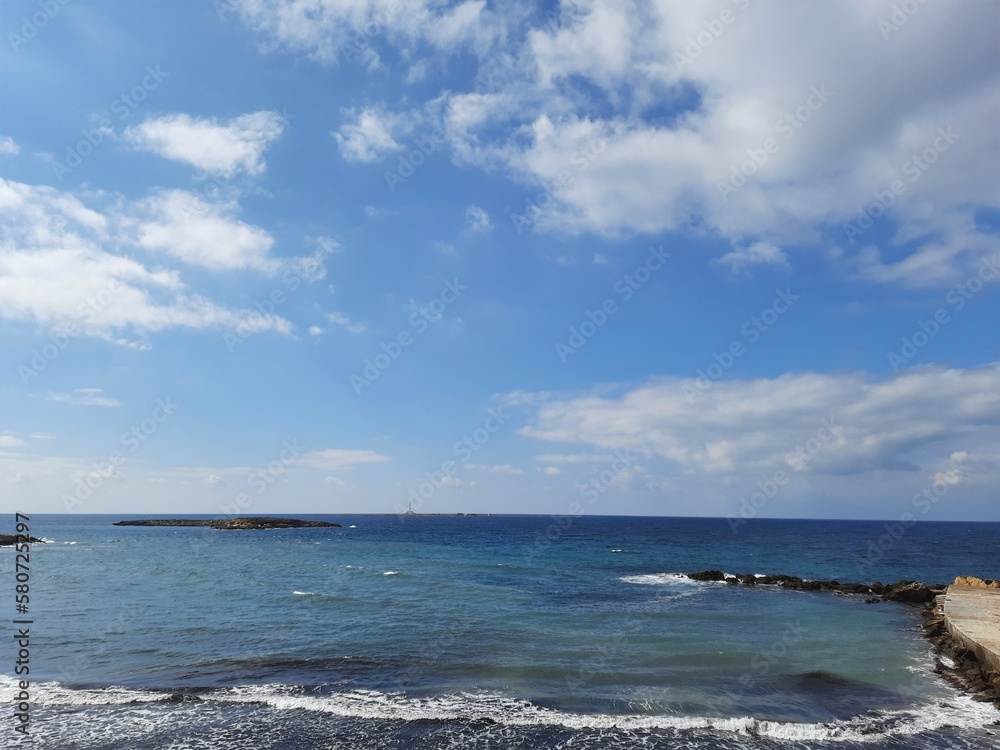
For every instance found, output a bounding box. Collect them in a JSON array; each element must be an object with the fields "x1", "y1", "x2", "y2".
[{"x1": 1, "y1": 0, "x2": 998, "y2": 520}]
